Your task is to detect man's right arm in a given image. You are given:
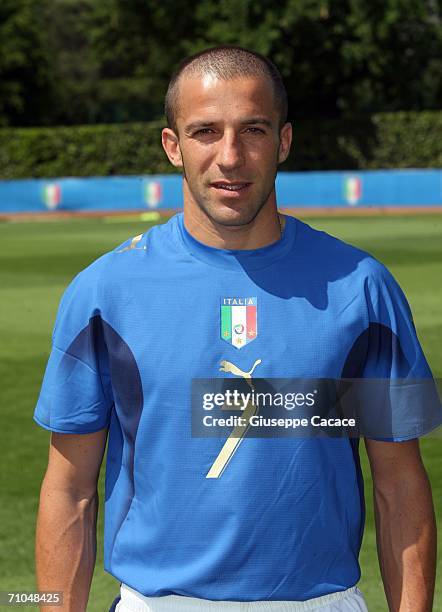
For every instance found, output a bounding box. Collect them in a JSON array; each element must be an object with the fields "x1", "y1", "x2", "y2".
[{"x1": 36, "y1": 429, "x2": 108, "y2": 612}]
